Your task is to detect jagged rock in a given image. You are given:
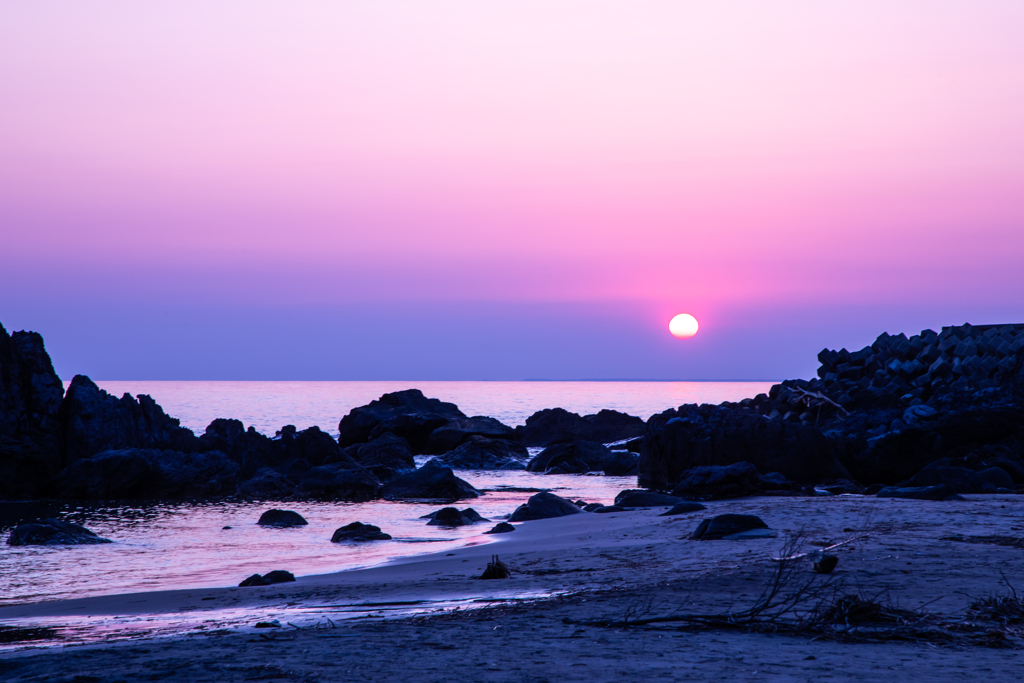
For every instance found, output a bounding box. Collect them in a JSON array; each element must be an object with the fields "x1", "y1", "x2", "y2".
[
  {"x1": 53, "y1": 448, "x2": 239, "y2": 499},
  {"x1": 689, "y1": 514, "x2": 770, "y2": 540},
  {"x1": 421, "y1": 507, "x2": 488, "y2": 526},
  {"x1": 508, "y1": 491, "x2": 586, "y2": 522},
  {"x1": 639, "y1": 406, "x2": 850, "y2": 490},
  {"x1": 237, "y1": 467, "x2": 296, "y2": 499},
  {"x1": 276, "y1": 425, "x2": 350, "y2": 468},
  {"x1": 613, "y1": 490, "x2": 685, "y2": 507},
  {"x1": 330, "y1": 522, "x2": 392, "y2": 542},
  {"x1": 341, "y1": 433, "x2": 415, "y2": 471},
  {"x1": 257, "y1": 509, "x2": 308, "y2": 527},
  {"x1": 59, "y1": 376, "x2": 201, "y2": 464},
  {"x1": 294, "y1": 464, "x2": 382, "y2": 501},
  {"x1": 671, "y1": 461, "x2": 763, "y2": 500},
  {"x1": 517, "y1": 408, "x2": 646, "y2": 447},
  {"x1": 423, "y1": 417, "x2": 518, "y2": 454},
  {"x1": 658, "y1": 502, "x2": 708, "y2": 516},
  {"x1": 876, "y1": 484, "x2": 963, "y2": 501},
  {"x1": 337, "y1": 390, "x2": 465, "y2": 448},
  {"x1": 436, "y1": 436, "x2": 528, "y2": 470},
  {"x1": 484, "y1": 522, "x2": 516, "y2": 534},
  {"x1": 6, "y1": 518, "x2": 112, "y2": 546},
  {"x1": 381, "y1": 459, "x2": 480, "y2": 501},
  {"x1": 479, "y1": 555, "x2": 511, "y2": 579},
  {"x1": 527, "y1": 440, "x2": 615, "y2": 474}
]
